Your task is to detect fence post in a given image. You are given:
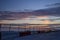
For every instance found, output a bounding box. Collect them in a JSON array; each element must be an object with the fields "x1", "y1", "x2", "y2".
[{"x1": 0, "y1": 24, "x2": 1, "y2": 31}]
